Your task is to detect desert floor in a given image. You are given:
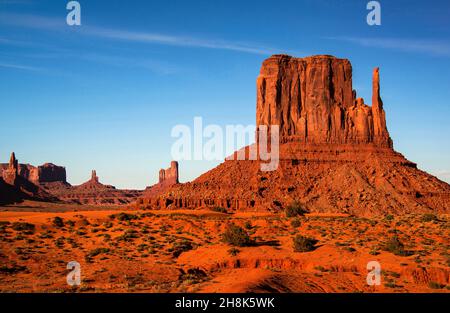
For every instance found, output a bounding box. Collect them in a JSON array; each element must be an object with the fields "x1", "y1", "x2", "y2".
[{"x1": 0, "y1": 201, "x2": 448, "y2": 293}]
